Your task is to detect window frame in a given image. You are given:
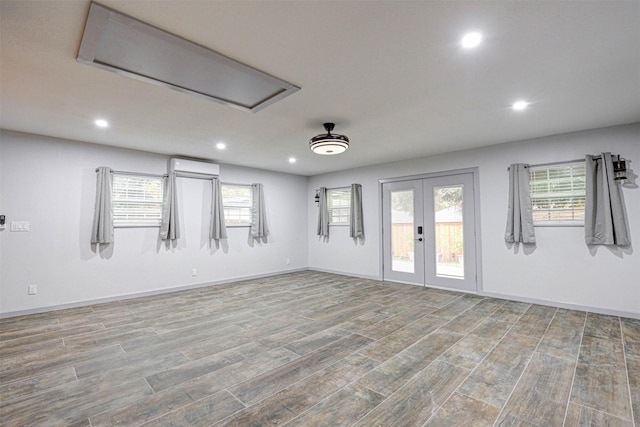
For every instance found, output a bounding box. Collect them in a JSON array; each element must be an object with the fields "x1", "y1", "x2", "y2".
[
  {"x1": 221, "y1": 183, "x2": 253, "y2": 227},
  {"x1": 112, "y1": 173, "x2": 164, "y2": 228},
  {"x1": 529, "y1": 161, "x2": 586, "y2": 227},
  {"x1": 327, "y1": 187, "x2": 351, "y2": 226}
]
